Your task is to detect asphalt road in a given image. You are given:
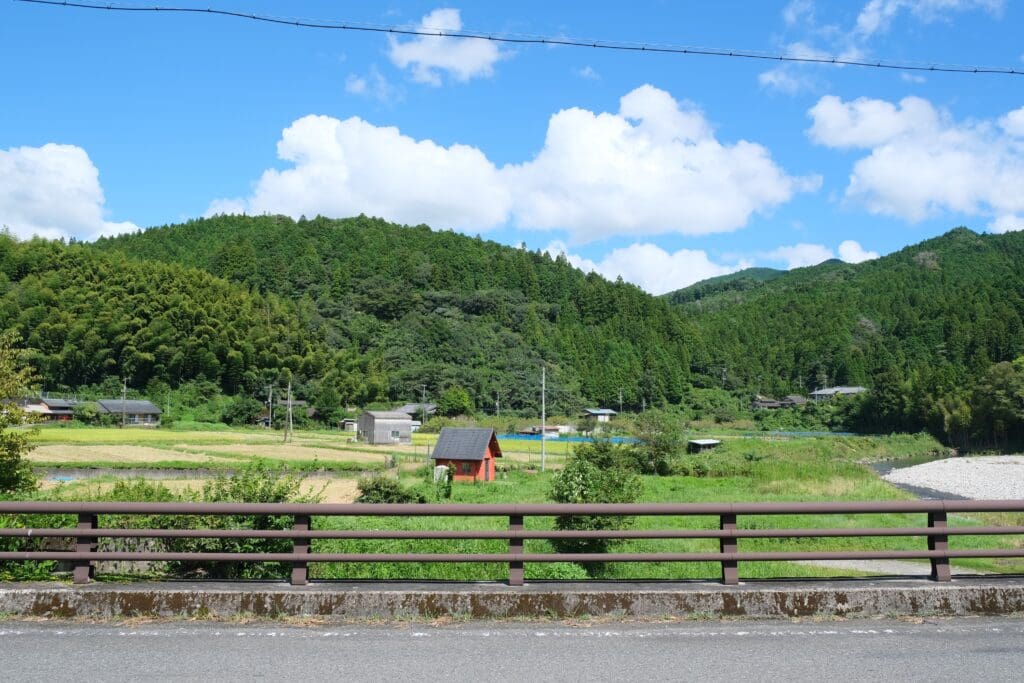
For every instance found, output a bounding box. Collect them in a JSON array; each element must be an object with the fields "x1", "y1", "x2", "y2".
[{"x1": 2, "y1": 617, "x2": 1022, "y2": 682}]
